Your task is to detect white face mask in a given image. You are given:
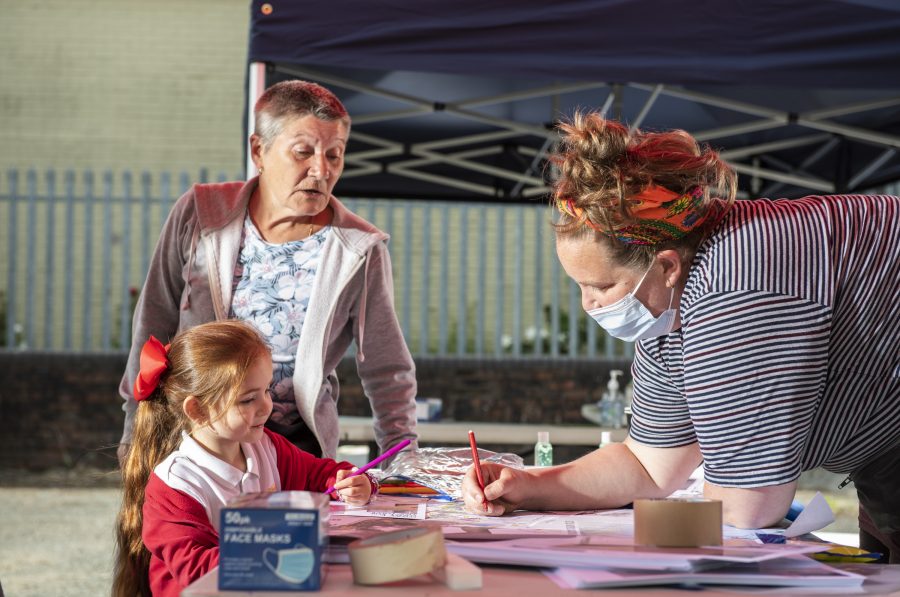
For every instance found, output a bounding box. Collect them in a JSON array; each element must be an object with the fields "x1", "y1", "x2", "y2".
[{"x1": 586, "y1": 265, "x2": 677, "y2": 342}]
